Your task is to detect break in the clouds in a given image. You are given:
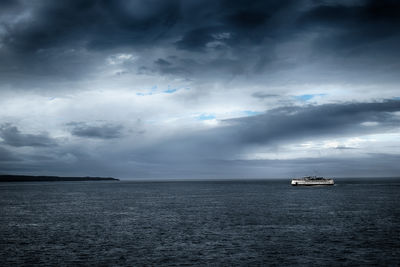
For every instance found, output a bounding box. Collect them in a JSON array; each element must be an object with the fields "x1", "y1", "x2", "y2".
[{"x1": 0, "y1": 0, "x2": 400, "y2": 178}]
